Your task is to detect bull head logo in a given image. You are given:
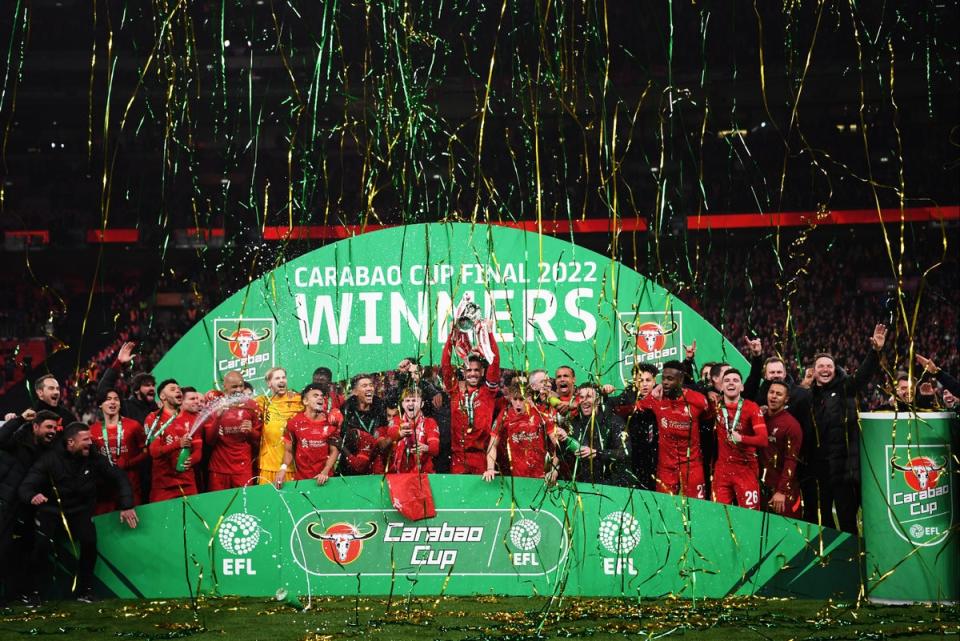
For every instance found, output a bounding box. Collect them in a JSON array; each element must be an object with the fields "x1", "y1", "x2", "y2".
[
  {"x1": 307, "y1": 521, "x2": 378, "y2": 565},
  {"x1": 217, "y1": 327, "x2": 272, "y2": 359},
  {"x1": 891, "y1": 456, "x2": 947, "y2": 492},
  {"x1": 623, "y1": 320, "x2": 678, "y2": 354}
]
